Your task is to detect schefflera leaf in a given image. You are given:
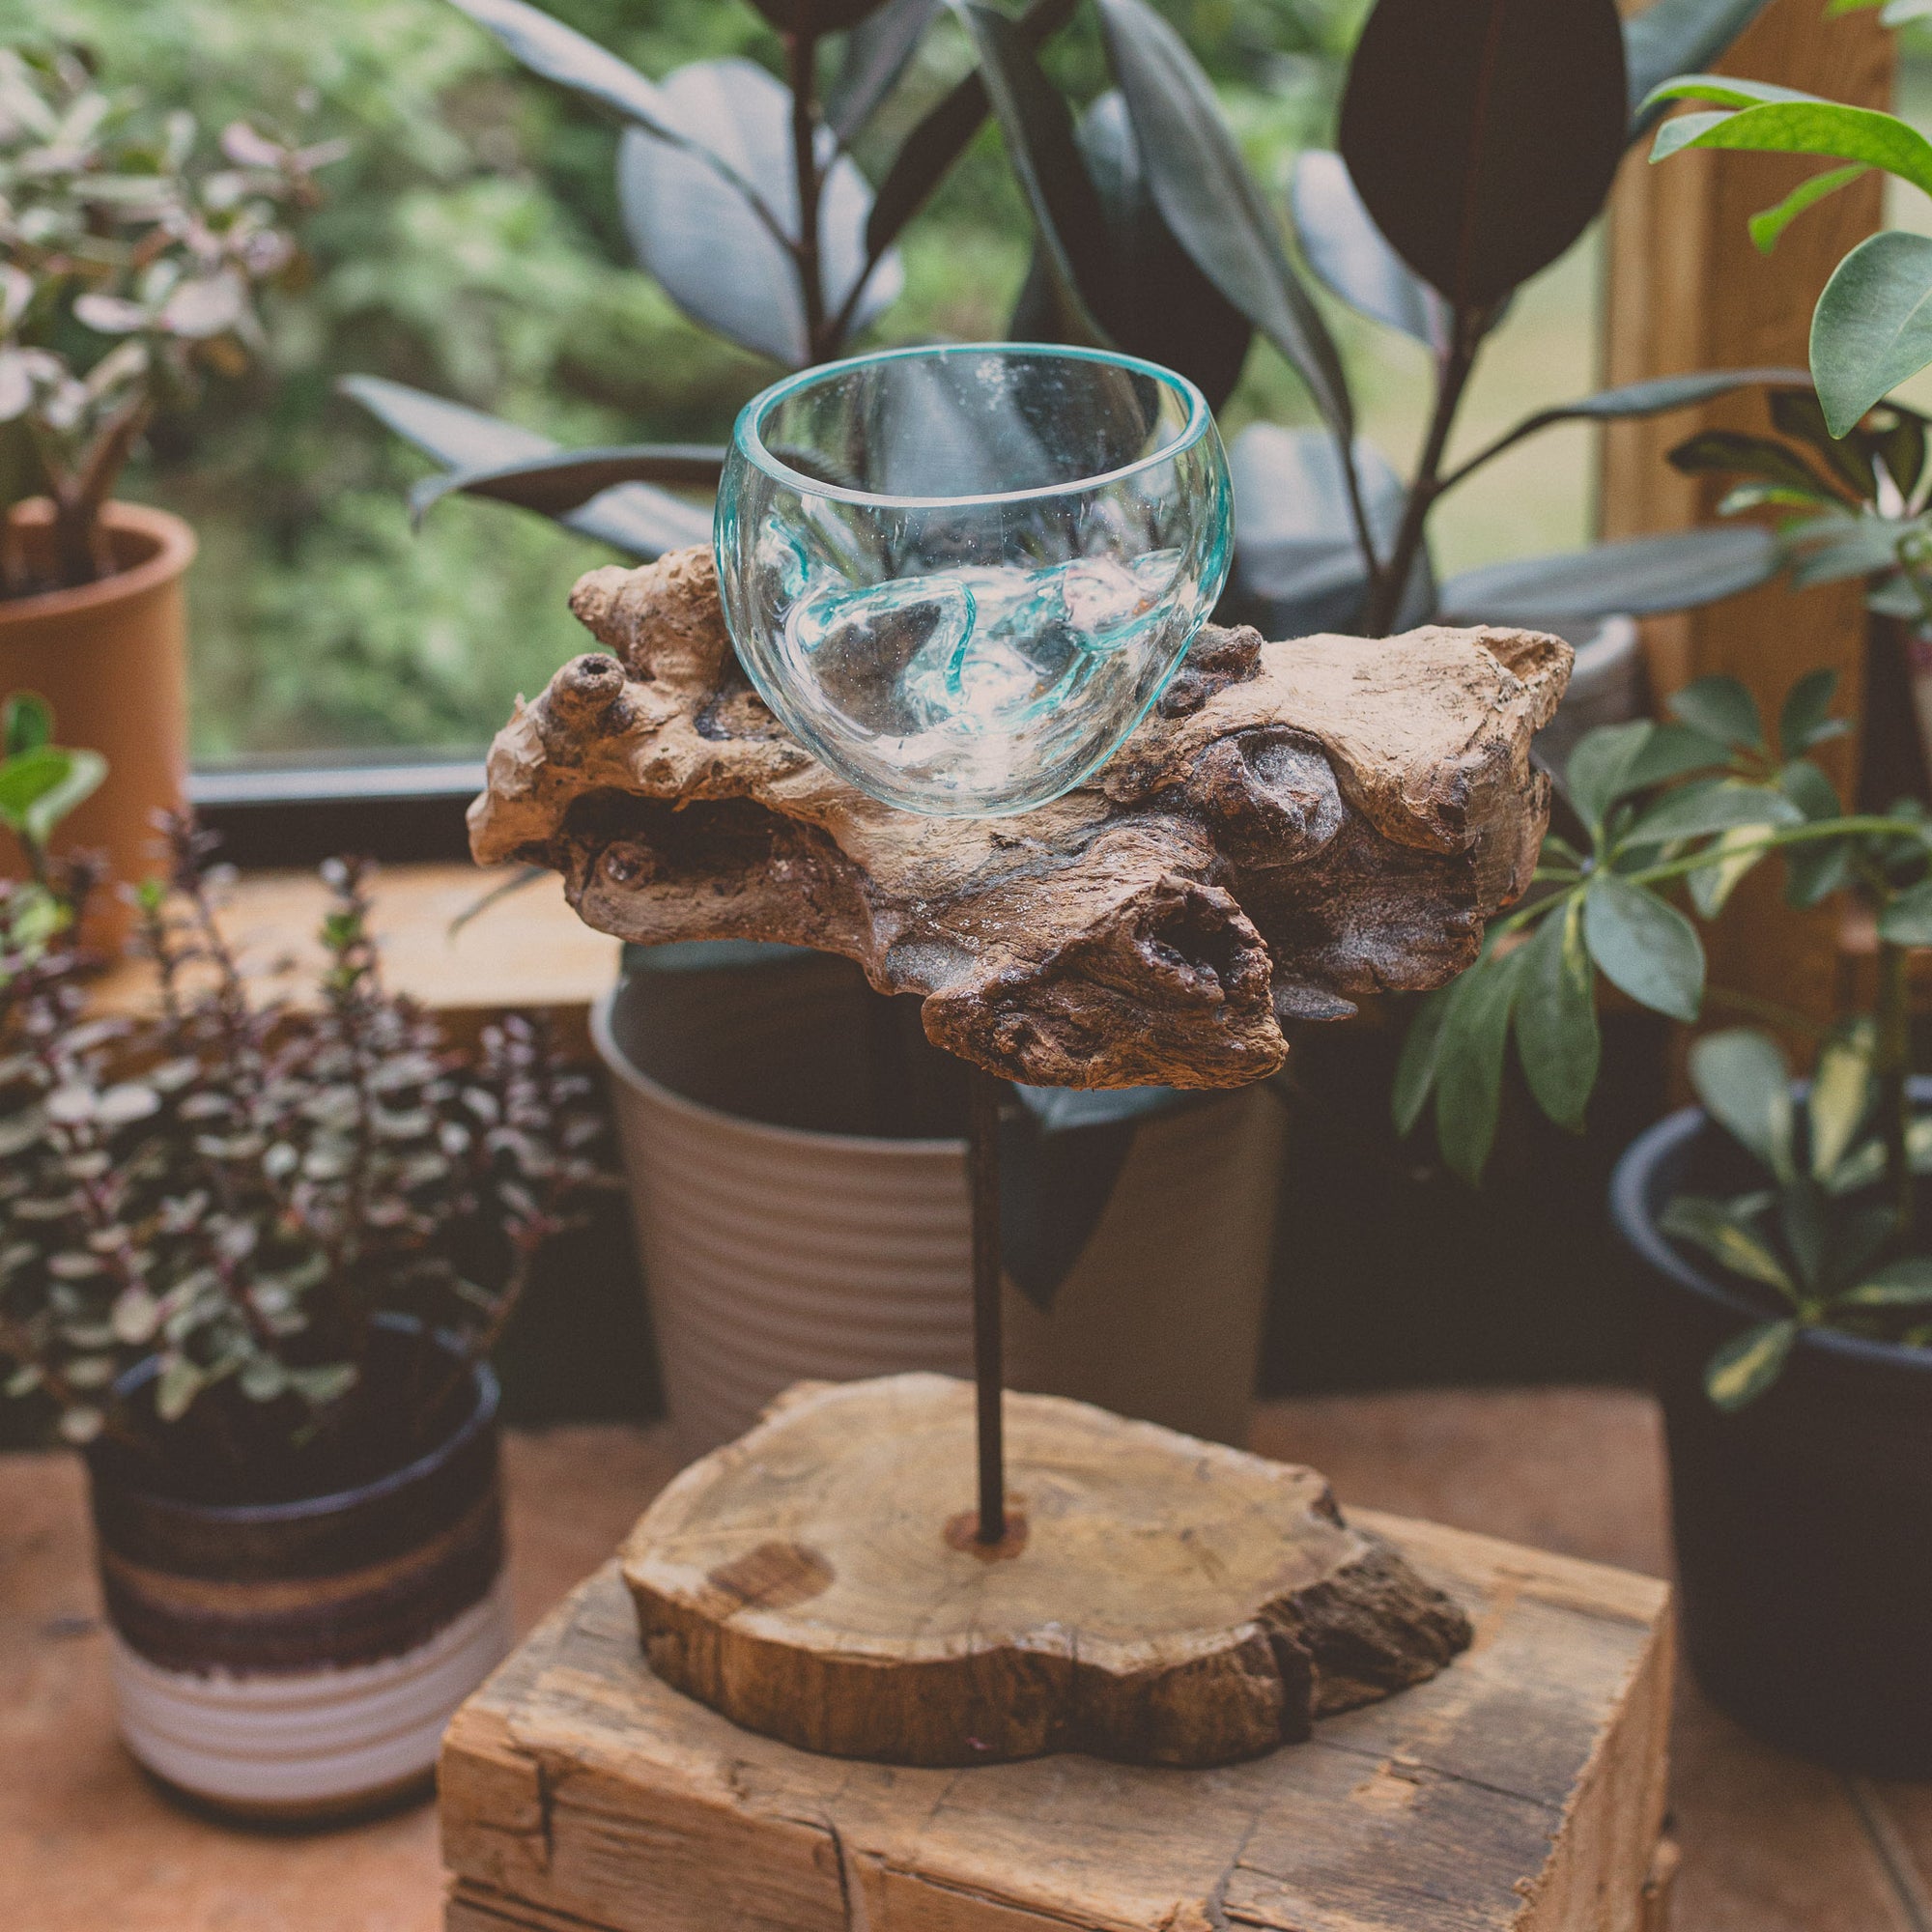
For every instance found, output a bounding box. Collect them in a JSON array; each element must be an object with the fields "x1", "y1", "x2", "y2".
[{"x1": 1514, "y1": 900, "x2": 1598, "y2": 1133}]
